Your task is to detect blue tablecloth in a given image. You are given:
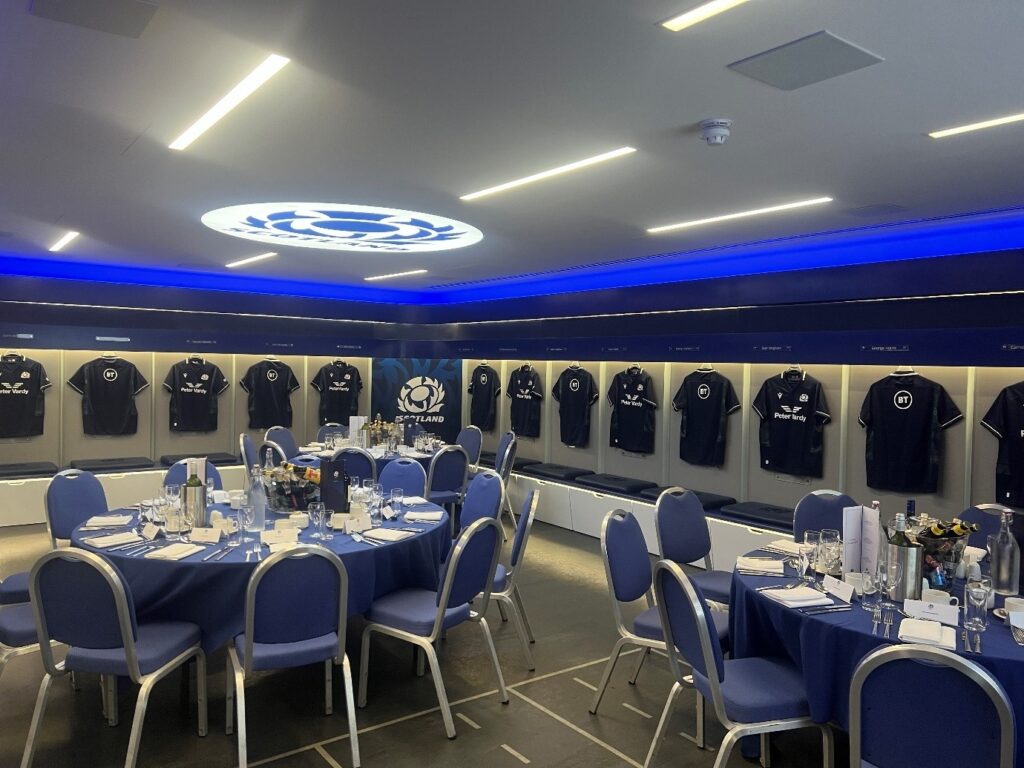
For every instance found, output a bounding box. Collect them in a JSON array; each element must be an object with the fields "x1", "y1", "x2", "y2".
[
  {"x1": 731, "y1": 552, "x2": 1024, "y2": 763},
  {"x1": 72, "y1": 505, "x2": 450, "y2": 654},
  {"x1": 292, "y1": 451, "x2": 435, "y2": 474}
]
